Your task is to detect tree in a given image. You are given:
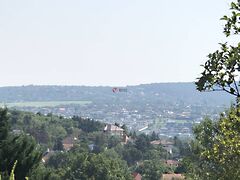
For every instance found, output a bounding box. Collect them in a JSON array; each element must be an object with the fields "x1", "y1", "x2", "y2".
[
  {"x1": 53, "y1": 138, "x2": 64, "y2": 151},
  {"x1": 72, "y1": 116, "x2": 103, "y2": 133},
  {"x1": 121, "y1": 124, "x2": 128, "y2": 134},
  {"x1": 135, "y1": 134, "x2": 152, "y2": 152},
  {"x1": 108, "y1": 136, "x2": 121, "y2": 149},
  {"x1": 191, "y1": 2, "x2": 240, "y2": 179},
  {"x1": 122, "y1": 144, "x2": 143, "y2": 165},
  {"x1": 93, "y1": 133, "x2": 107, "y2": 153},
  {"x1": 64, "y1": 153, "x2": 132, "y2": 180},
  {"x1": 186, "y1": 107, "x2": 240, "y2": 179},
  {"x1": 29, "y1": 163, "x2": 59, "y2": 180},
  {"x1": 0, "y1": 109, "x2": 9, "y2": 142},
  {"x1": 196, "y1": 1, "x2": 240, "y2": 100},
  {"x1": 136, "y1": 160, "x2": 165, "y2": 180},
  {"x1": 0, "y1": 108, "x2": 42, "y2": 179},
  {"x1": 47, "y1": 152, "x2": 73, "y2": 169},
  {"x1": 174, "y1": 136, "x2": 192, "y2": 157},
  {"x1": 150, "y1": 131, "x2": 159, "y2": 141}
]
